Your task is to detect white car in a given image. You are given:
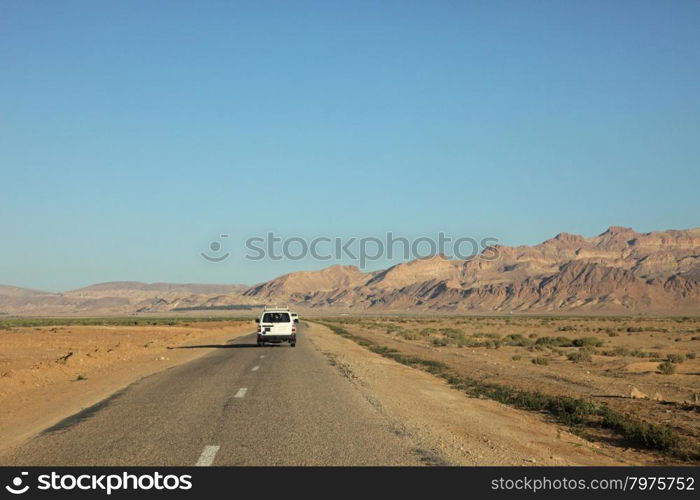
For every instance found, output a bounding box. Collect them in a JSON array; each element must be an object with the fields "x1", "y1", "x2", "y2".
[{"x1": 255, "y1": 306, "x2": 297, "y2": 347}]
